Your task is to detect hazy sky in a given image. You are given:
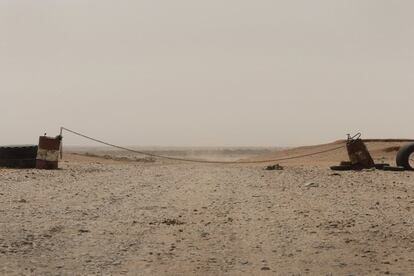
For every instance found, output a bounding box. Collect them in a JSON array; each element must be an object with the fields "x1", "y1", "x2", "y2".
[{"x1": 1, "y1": 0, "x2": 413, "y2": 147}]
